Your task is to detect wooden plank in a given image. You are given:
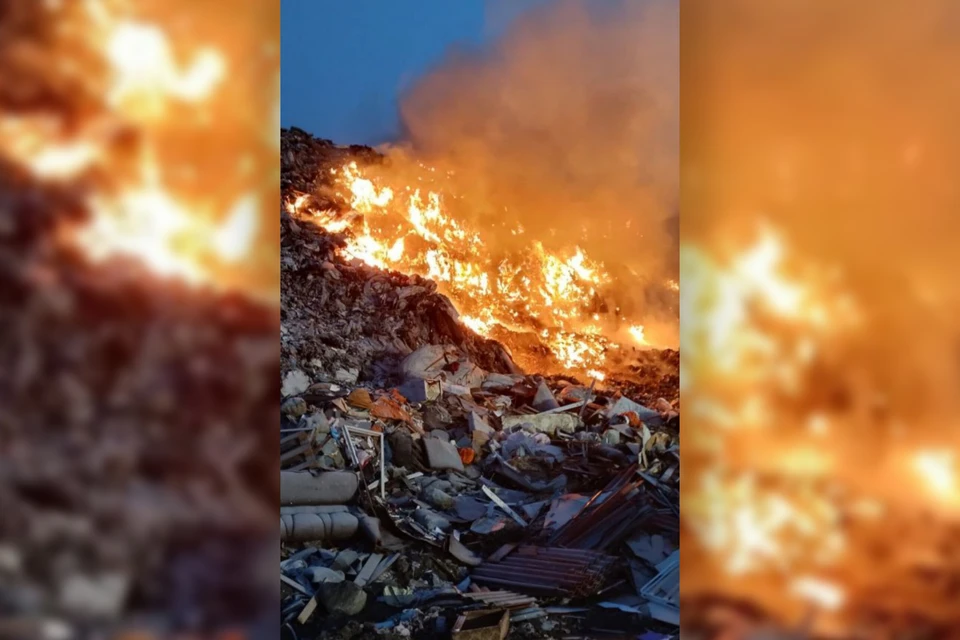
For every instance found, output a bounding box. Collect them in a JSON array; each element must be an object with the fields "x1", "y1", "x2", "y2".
[
  {"x1": 368, "y1": 553, "x2": 400, "y2": 584},
  {"x1": 280, "y1": 574, "x2": 311, "y2": 596},
  {"x1": 296, "y1": 595, "x2": 318, "y2": 624},
  {"x1": 280, "y1": 443, "x2": 310, "y2": 463},
  {"x1": 354, "y1": 553, "x2": 383, "y2": 587},
  {"x1": 487, "y1": 543, "x2": 517, "y2": 563}
]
